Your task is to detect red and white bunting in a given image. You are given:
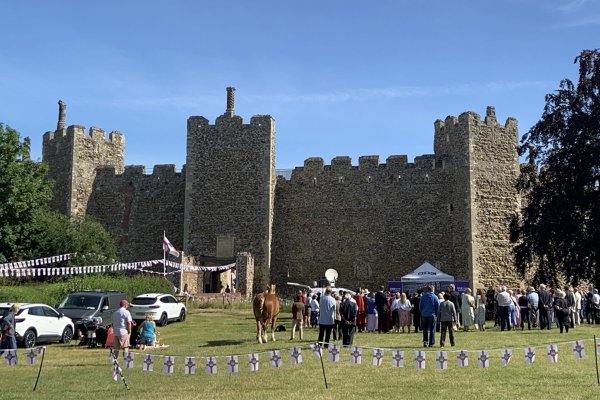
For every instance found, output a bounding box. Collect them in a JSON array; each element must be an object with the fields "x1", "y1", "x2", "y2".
[
  {"x1": 183, "y1": 357, "x2": 196, "y2": 374},
  {"x1": 248, "y1": 353, "x2": 259, "y2": 372},
  {"x1": 435, "y1": 351, "x2": 448, "y2": 369},
  {"x1": 226, "y1": 355, "x2": 239, "y2": 373},
  {"x1": 501, "y1": 348, "x2": 512, "y2": 367},
  {"x1": 328, "y1": 344, "x2": 340, "y2": 362},
  {"x1": 413, "y1": 351, "x2": 426, "y2": 369},
  {"x1": 350, "y1": 346, "x2": 362, "y2": 365},
  {"x1": 391, "y1": 350, "x2": 404, "y2": 368},
  {"x1": 477, "y1": 350, "x2": 489, "y2": 369},
  {"x1": 142, "y1": 354, "x2": 154, "y2": 372},
  {"x1": 289, "y1": 347, "x2": 302, "y2": 365},
  {"x1": 456, "y1": 350, "x2": 469, "y2": 367},
  {"x1": 524, "y1": 347, "x2": 536, "y2": 365},
  {"x1": 205, "y1": 356, "x2": 217, "y2": 375},
  {"x1": 122, "y1": 351, "x2": 134, "y2": 369},
  {"x1": 546, "y1": 344, "x2": 558, "y2": 363},
  {"x1": 572, "y1": 340, "x2": 586, "y2": 359},
  {"x1": 372, "y1": 348, "x2": 384, "y2": 366},
  {"x1": 4, "y1": 350, "x2": 17, "y2": 366},
  {"x1": 163, "y1": 356, "x2": 175, "y2": 374},
  {"x1": 269, "y1": 350, "x2": 283, "y2": 368}
]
